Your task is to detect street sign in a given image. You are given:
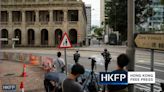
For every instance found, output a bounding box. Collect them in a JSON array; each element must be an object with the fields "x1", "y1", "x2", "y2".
[
  {"x1": 134, "y1": 34, "x2": 164, "y2": 51},
  {"x1": 58, "y1": 32, "x2": 72, "y2": 48}
]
